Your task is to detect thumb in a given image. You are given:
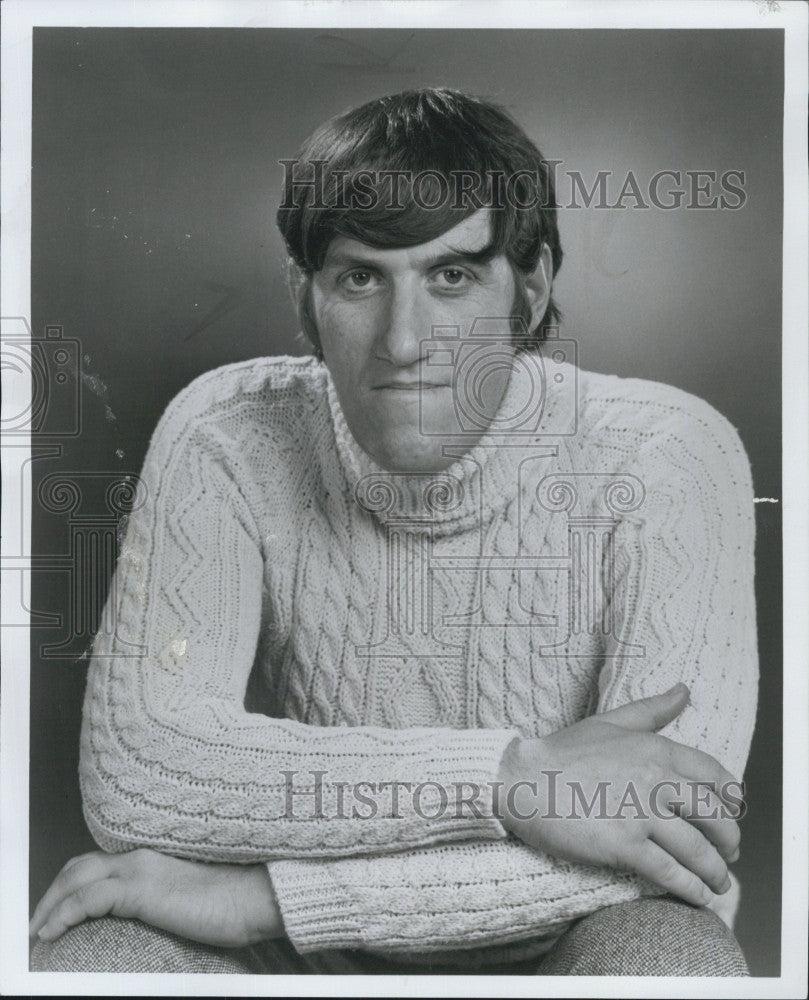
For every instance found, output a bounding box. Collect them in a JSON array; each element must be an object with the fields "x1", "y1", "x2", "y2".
[{"x1": 598, "y1": 683, "x2": 689, "y2": 732}]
